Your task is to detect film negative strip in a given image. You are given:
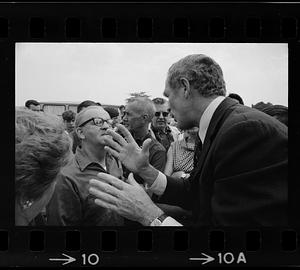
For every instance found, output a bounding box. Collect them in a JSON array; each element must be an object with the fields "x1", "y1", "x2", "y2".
[{"x1": 1, "y1": 2, "x2": 299, "y2": 267}]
